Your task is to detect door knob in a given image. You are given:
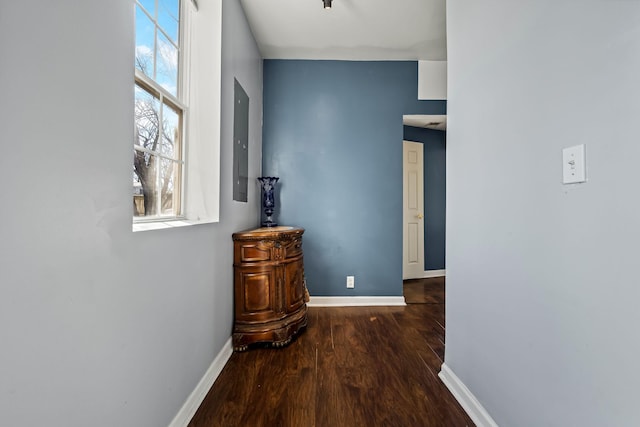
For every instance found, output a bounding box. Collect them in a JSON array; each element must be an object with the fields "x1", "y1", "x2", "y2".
[{"x1": 416, "y1": 213, "x2": 424, "y2": 219}]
